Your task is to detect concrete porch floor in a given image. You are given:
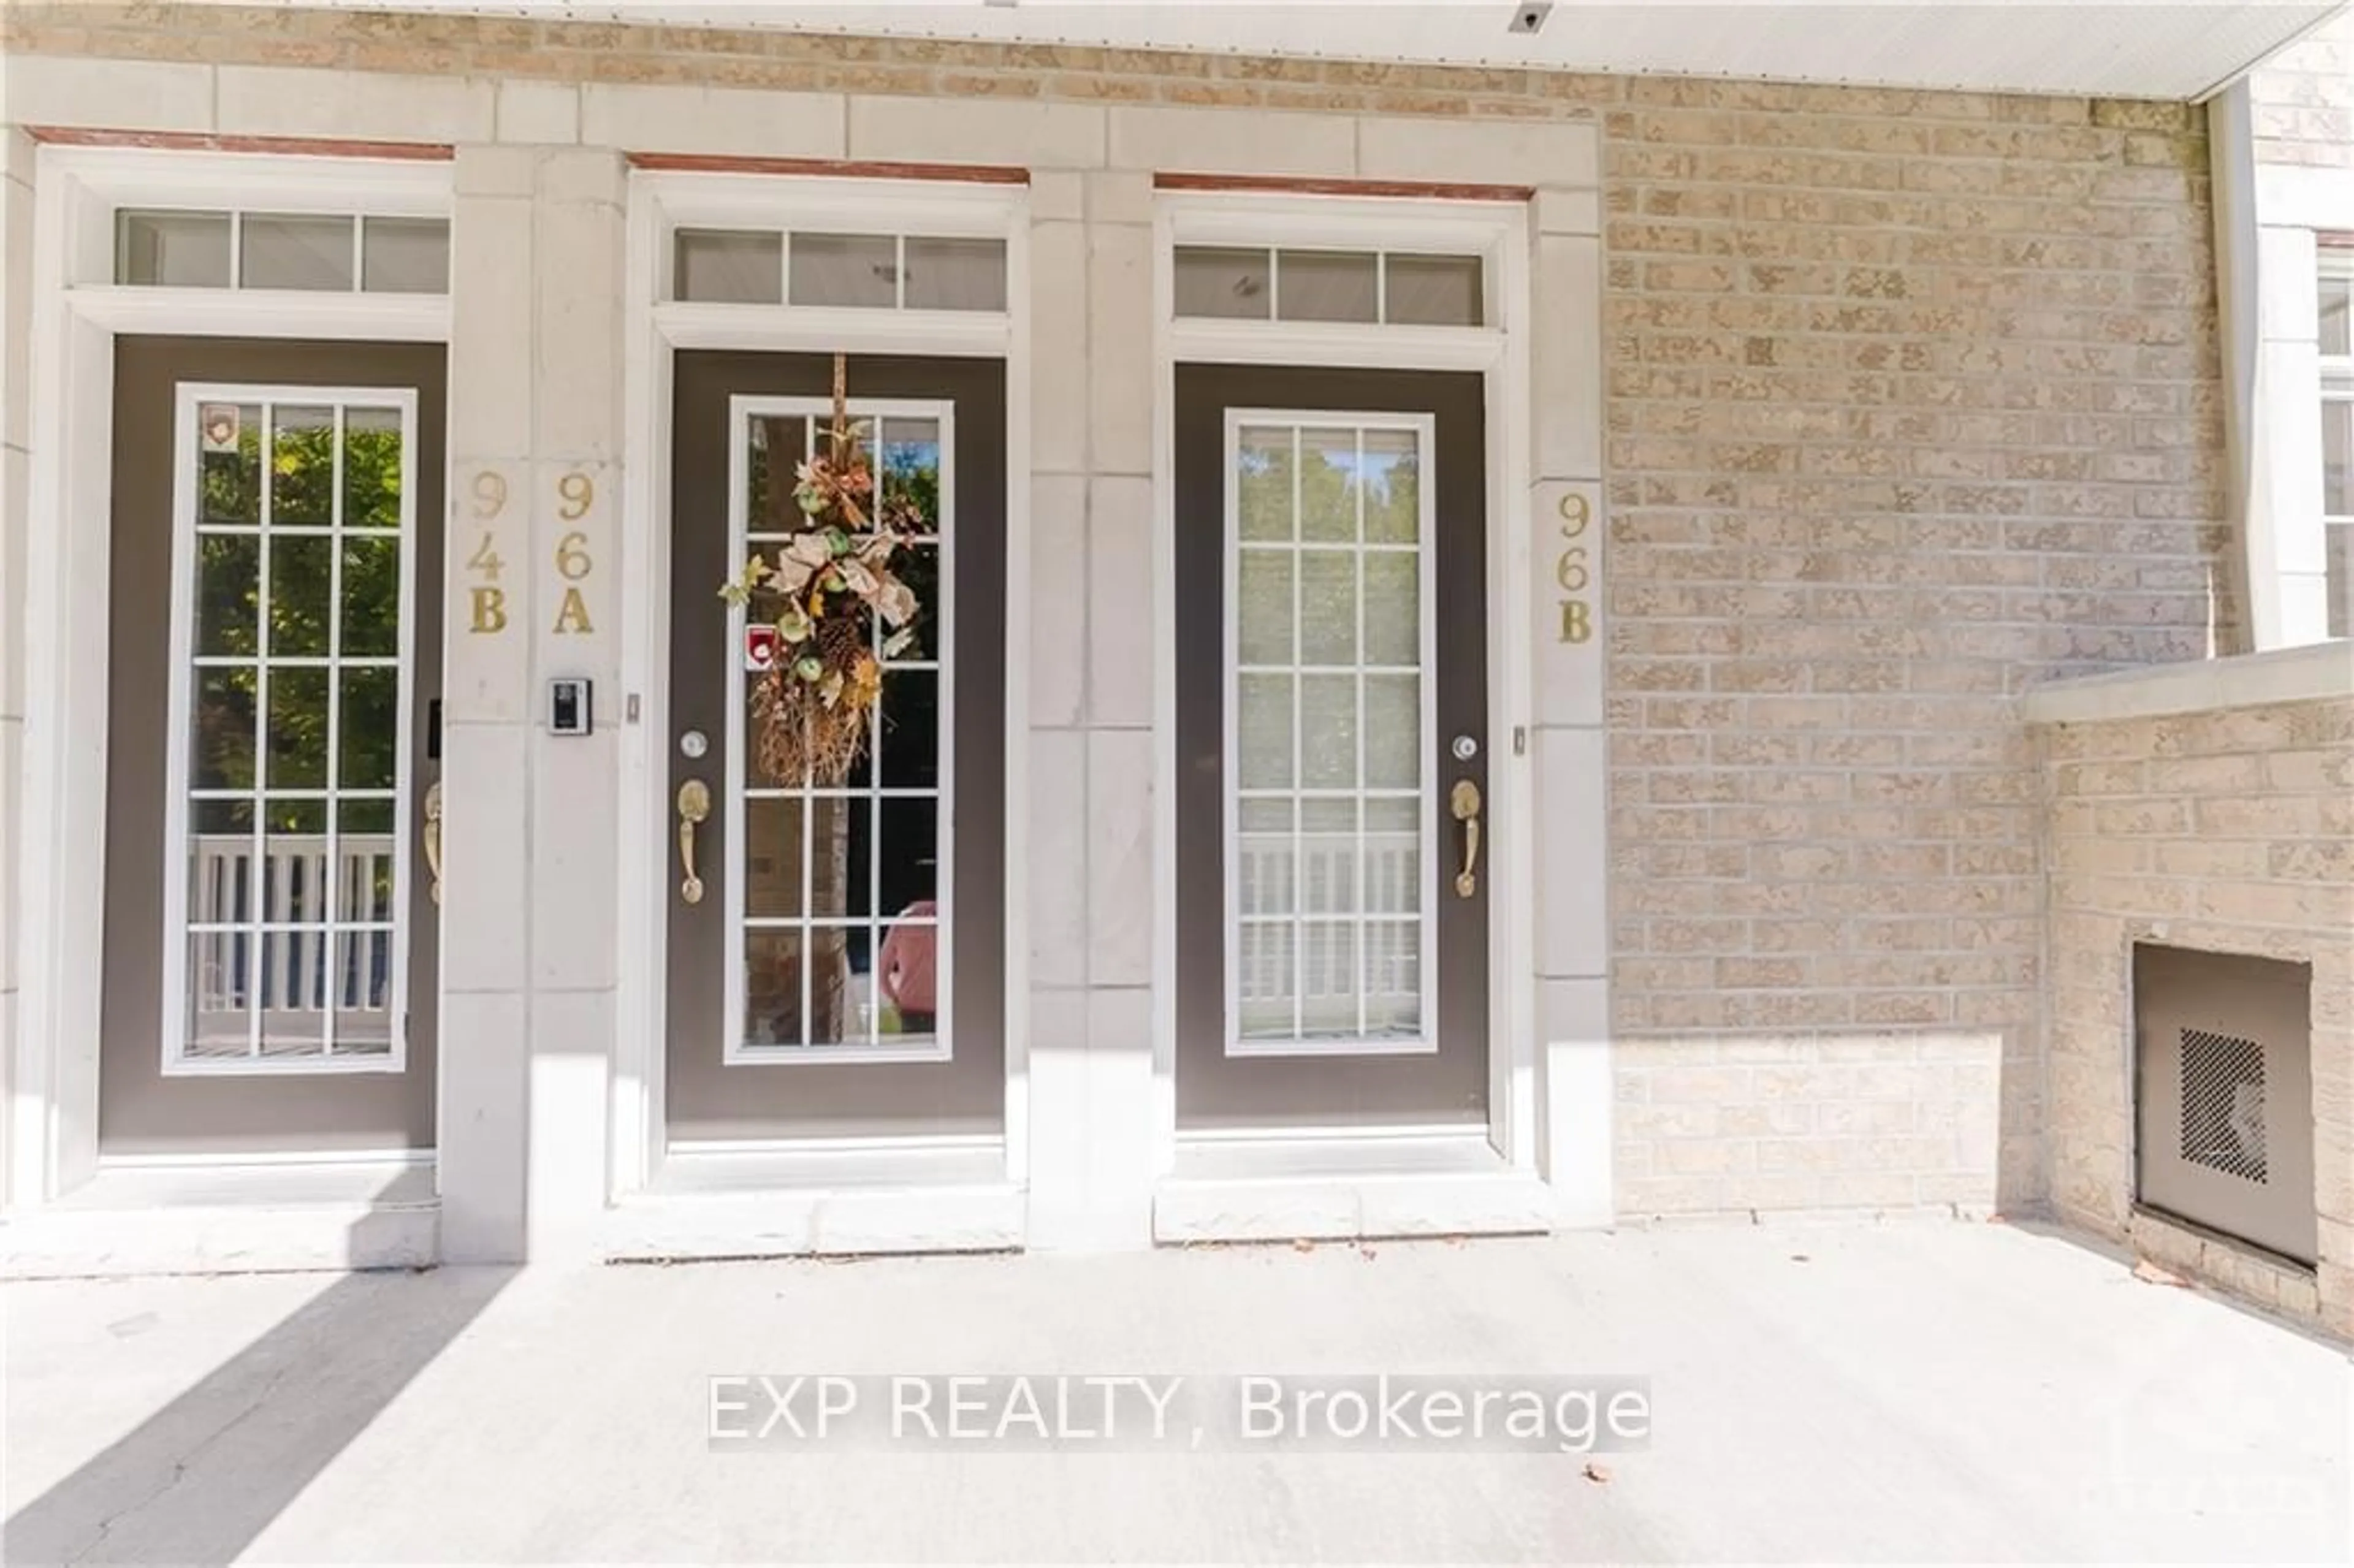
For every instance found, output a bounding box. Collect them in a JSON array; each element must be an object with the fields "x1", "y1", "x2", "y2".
[{"x1": 4, "y1": 1222, "x2": 2347, "y2": 1564}]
